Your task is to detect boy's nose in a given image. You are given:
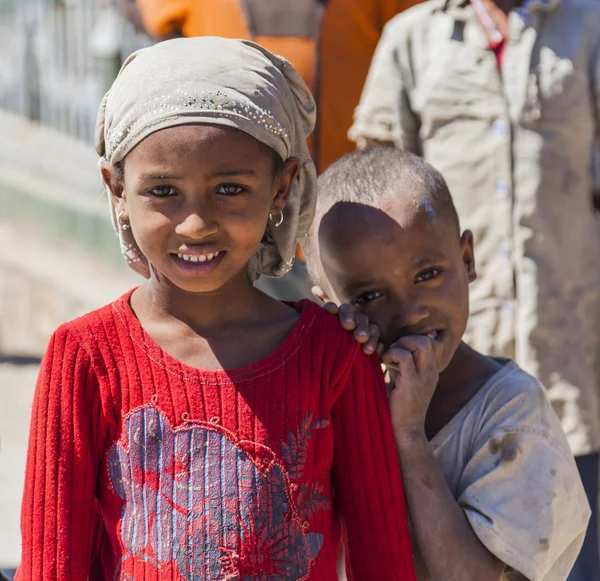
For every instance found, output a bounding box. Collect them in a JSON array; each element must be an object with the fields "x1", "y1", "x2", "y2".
[{"x1": 391, "y1": 298, "x2": 430, "y2": 332}]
